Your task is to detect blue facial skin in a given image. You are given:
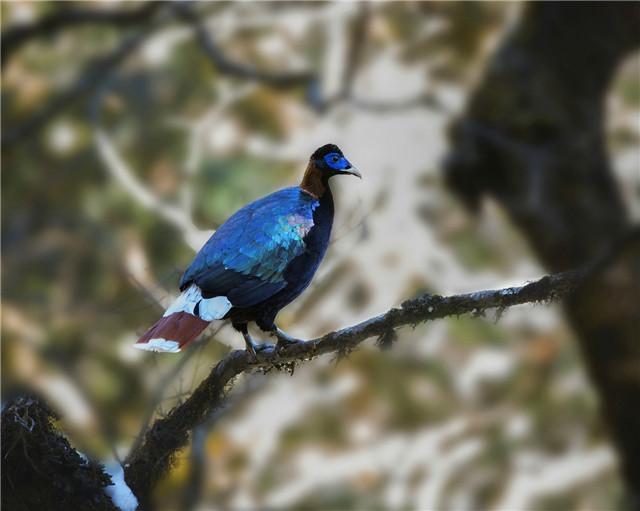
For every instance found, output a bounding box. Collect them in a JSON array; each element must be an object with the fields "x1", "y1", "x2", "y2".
[{"x1": 323, "y1": 152, "x2": 352, "y2": 171}]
